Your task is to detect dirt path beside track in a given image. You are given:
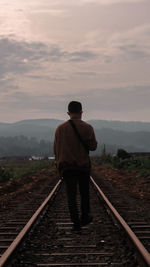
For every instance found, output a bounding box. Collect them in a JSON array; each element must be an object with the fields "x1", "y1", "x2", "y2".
[
  {"x1": 92, "y1": 164, "x2": 150, "y2": 202},
  {"x1": 1, "y1": 164, "x2": 150, "y2": 215},
  {"x1": 0, "y1": 167, "x2": 58, "y2": 211}
]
